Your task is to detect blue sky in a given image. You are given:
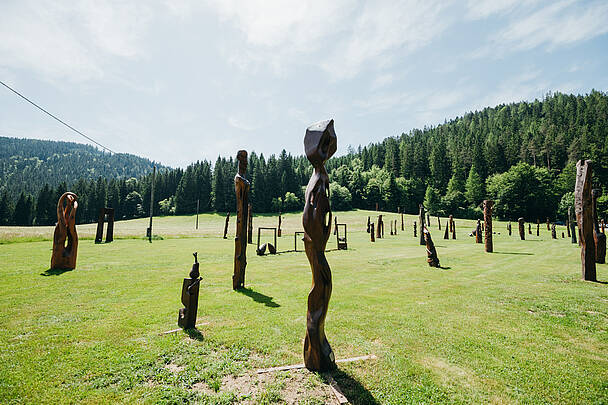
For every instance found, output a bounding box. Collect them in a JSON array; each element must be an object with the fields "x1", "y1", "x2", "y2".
[{"x1": 1, "y1": 0, "x2": 607, "y2": 167}]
